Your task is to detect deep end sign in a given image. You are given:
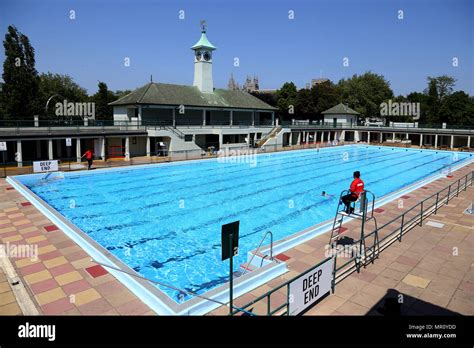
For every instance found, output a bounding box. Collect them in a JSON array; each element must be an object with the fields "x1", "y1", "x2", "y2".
[
  {"x1": 33, "y1": 160, "x2": 58, "y2": 173},
  {"x1": 288, "y1": 257, "x2": 334, "y2": 315}
]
